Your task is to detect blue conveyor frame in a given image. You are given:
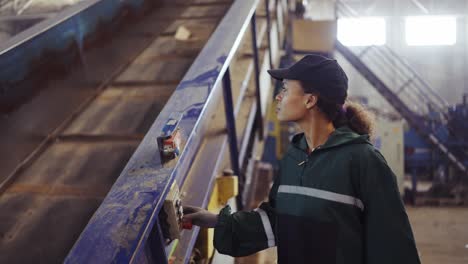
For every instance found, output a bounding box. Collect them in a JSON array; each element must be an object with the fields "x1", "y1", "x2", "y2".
[{"x1": 61, "y1": 0, "x2": 280, "y2": 263}]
